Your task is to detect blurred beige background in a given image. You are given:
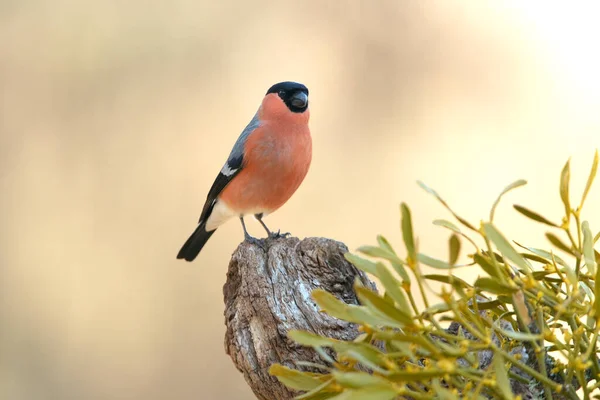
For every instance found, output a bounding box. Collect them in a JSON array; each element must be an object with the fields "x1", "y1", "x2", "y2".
[{"x1": 2, "y1": 1, "x2": 600, "y2": 399}]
